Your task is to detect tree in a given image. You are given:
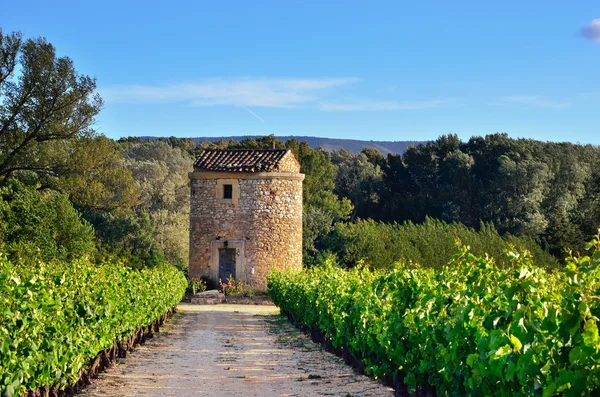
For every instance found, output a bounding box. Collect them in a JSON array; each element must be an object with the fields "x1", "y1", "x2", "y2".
[
  {"x1": 437, "y1": 150, "x2": 475, "y2": 224},
  {"x1": 373, "y1": 133, "x2": 600, "y2": 257},
  {"x1": 0, "y1": 29, "x2": 102, "y2": 182},
  {"x1": 57, "y1": 136, "x2": 139, "y2": 211},
  {"x1": 120, "y1": 140, "x2": 194, "y2": 265},
  {"x1": 331, "y1": 149, "x2": 383, "y2": 221},
  {"x1": 285, "y1": 139, "x2": 352, "y2": 260},
  {"x1": 228, "y1": 134, "x2": 286, "y2": 150},
  {"x1": 83, "y1": 208, "x2": 164, "y2": 268},
  {"x1": 0, "y1": 180, "x2": 96, "y2": 263}
]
